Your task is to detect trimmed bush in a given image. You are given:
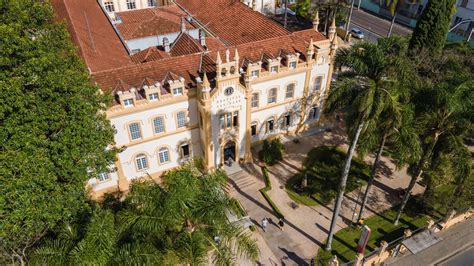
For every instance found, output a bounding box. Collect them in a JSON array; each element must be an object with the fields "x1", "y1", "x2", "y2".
[
  {"x1": 259, "y1": 166, "x2": 285, "y2": 218},
  {"x1": 259, "y1": 139, "x2": 285, "y2": 165}
]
